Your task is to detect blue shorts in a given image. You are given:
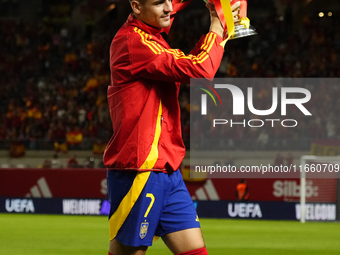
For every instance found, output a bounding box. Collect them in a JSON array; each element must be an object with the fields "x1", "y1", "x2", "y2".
[{"x1": 107, "y1": 170, "x2": 200, "y2": 247}]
